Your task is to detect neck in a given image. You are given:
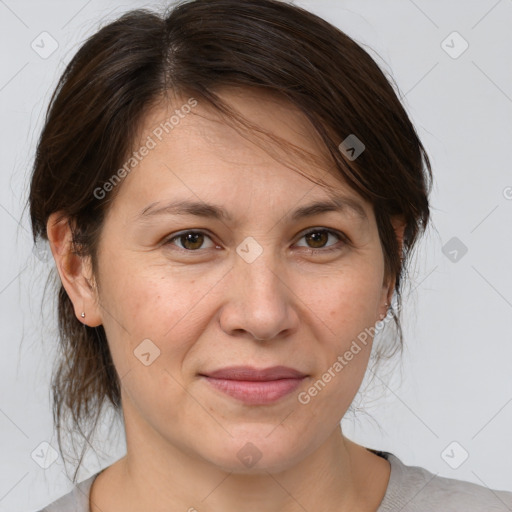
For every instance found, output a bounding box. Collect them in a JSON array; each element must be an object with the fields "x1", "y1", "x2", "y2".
[{"x1": 91, "y1": 404, "x2": 389, "y2": 512}]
